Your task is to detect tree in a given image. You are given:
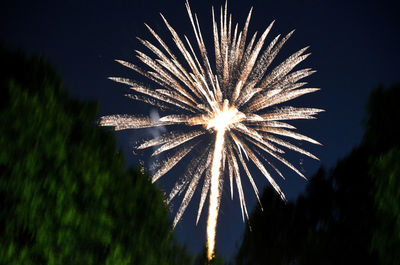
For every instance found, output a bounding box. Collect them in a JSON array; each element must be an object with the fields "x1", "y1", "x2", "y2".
[
  {"x1": 363, "y1": 84, "x2": 400, "y2": 154},
  {"x1": 0, "y1": 44, "x2": 192, "y2": 265},
  {"x1": 370, "y1": 148, "x2": 400, "y2": 265},
  {"x1": 235, "y1": 84, "x2": 400, "y2": 264},
  {"x1": 363, "y1": 83, "x2": 400, "y2": 265}
]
